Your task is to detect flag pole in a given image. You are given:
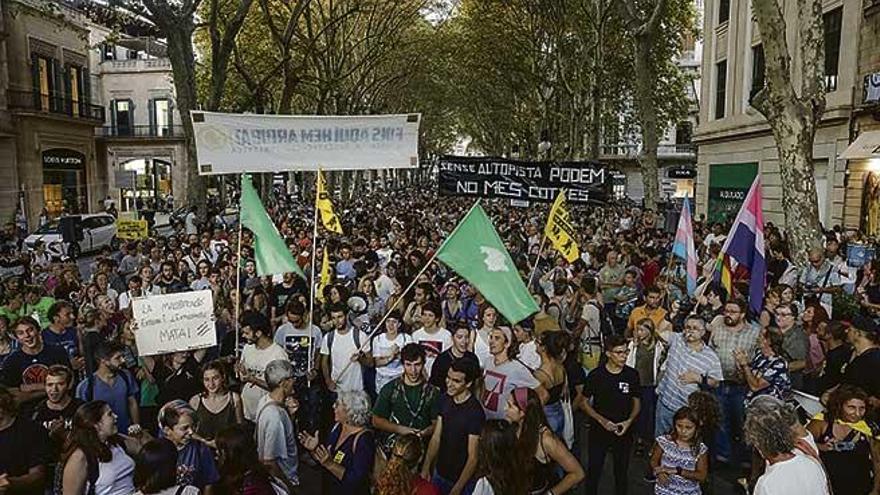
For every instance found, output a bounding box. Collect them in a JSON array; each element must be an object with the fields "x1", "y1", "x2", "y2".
[
  {"x1": 307, "y1": 170, "x2": 321, "y2": 388},
  {"x1": 527, "y1": 236, "x2": 548, "y2": 290},
  {"x1": 333, "y1": 199, "x2": 482, "y2": 385},
  {"x1": 234, "y1": 174, "x2": 245, "y2": 358}
]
